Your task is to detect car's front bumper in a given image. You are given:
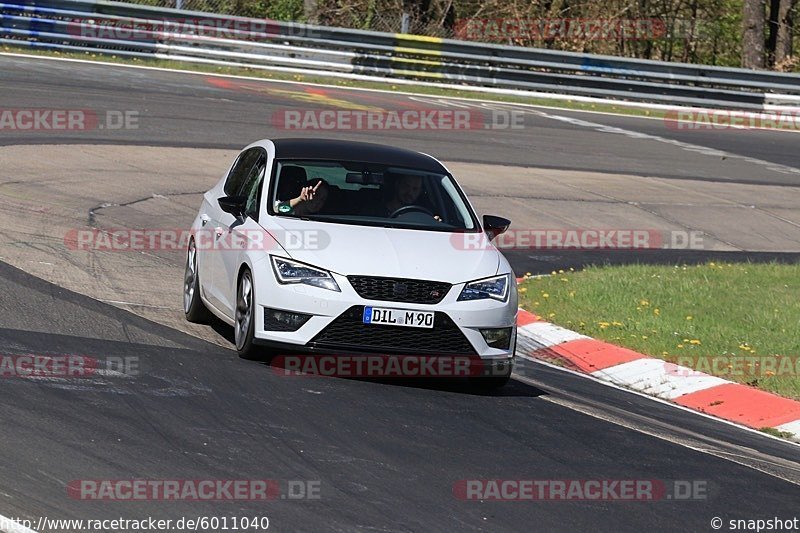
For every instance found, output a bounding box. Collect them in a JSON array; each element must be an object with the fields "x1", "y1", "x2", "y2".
[{"x1": 251, "y1": 259, "x2": 517, "y2": 363}]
